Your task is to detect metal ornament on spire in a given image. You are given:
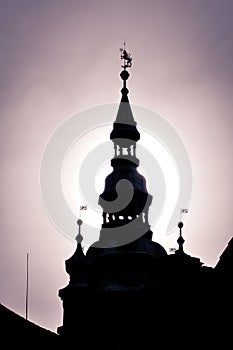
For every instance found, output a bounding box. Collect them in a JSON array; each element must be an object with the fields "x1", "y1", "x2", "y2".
[
  {"x1": 176, "y1": 221, "x2": 185, "y2": 254},
  {"x1": 120, "y1": 41, "x2": 132, "y2": 70},
  {"x1": 76, "y1": 219, "x2": 83, "y2": 243}
]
